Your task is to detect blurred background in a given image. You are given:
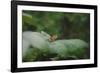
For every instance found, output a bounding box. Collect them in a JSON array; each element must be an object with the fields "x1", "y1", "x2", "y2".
[{"x1": 22, "y1": 10, "x2": 90, "y2": 42}]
